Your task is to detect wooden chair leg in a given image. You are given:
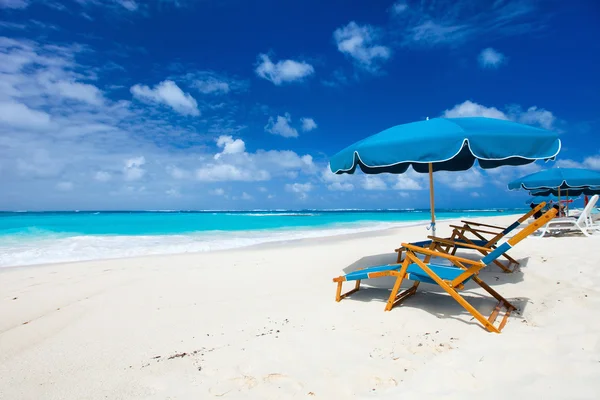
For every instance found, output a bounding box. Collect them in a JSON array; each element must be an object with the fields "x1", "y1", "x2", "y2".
[
  {"x1": 335, "y1": 279, "x2": 361, "y2": 302},
  {"x1": 409, "y1": 256, "x2": 502, "y2": 333},
  {"x1": 384, "y1": 257, "x2": 417, "y2": 311}
]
